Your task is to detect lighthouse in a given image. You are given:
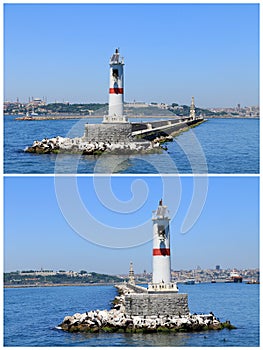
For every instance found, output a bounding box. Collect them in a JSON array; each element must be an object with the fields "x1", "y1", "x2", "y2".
[
  {"x1": 128, "y1": 261, "x2": 135, "y2": 285},
  {"x1": 148, "y1": 199, "x2": 178, "y2": 293},
  {"x1": 190, "y1": 96, "x2": 196, "y2": 120},
  {"x1": 103, "y1": 48, "x2": 128, "y2": 123}
]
